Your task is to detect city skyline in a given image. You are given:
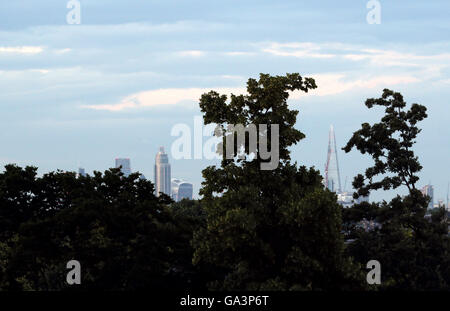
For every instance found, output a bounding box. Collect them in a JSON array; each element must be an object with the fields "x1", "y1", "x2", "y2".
[
  {"x1": 67, "y1": 130, "x2": 447, "y2": 207},
  {"x1": 0, "y1": 1, "x2": 448, "y2": 203},
  {"x1": 1, "y1": 0, "x2": 449, "y2": 296}
]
